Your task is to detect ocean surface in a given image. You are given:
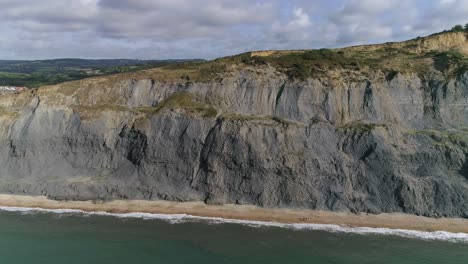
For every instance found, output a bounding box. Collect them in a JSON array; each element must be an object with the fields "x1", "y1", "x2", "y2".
[{"x1": 0, "y1": 208, "x2": 467, "y2": 264}]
